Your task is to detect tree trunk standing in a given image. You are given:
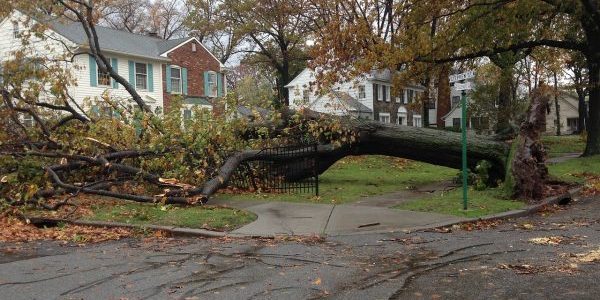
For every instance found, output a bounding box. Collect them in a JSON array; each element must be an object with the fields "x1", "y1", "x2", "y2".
[
  {"x1": 512, "y1": 85, "x2": 550, "y2": 200},
  {"x1": 554, "y1": 72, "x2": 561, "y2": 136},
  {"x1": 577, "y1": 88, "x2": 587, "y2": 133},
  {"x1": 584, "y1": 59, "x2": 600, "y2": 156},
  {"x1": 422, "y1": 77, "x2": 431, "y2": 127},
  {"x1": 496, "y1": 66, "x2": 514, "y2": 135}
]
